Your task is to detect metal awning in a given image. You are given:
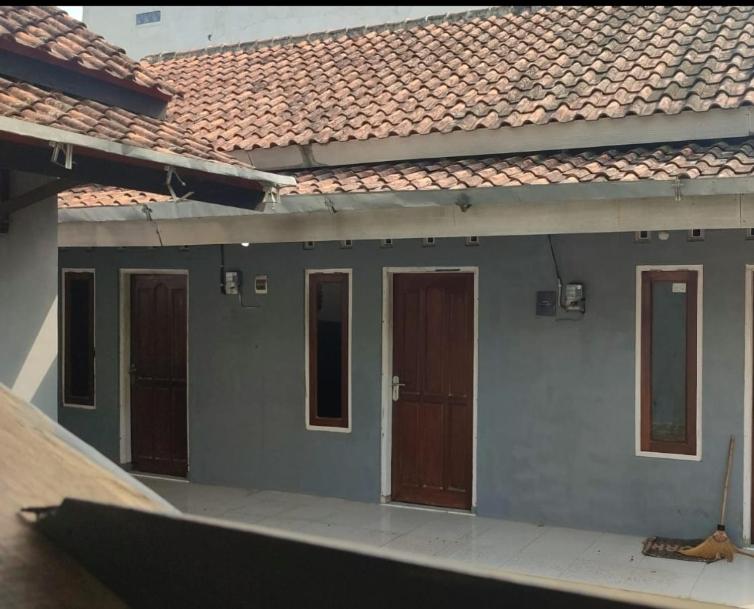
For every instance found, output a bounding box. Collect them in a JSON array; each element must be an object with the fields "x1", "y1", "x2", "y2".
[
  {"x1": 0, "y1": 117, "x2": 295, "y2": 211},
  {"x1": 24, "y1": 498, "x2": 695, "y2": 609}
]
